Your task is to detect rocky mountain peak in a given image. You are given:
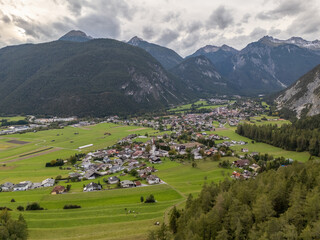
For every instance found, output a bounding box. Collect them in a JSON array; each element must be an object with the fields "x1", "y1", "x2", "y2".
[{"x1": 128, "y1": 36, "x2": 144, "y2": 46}]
